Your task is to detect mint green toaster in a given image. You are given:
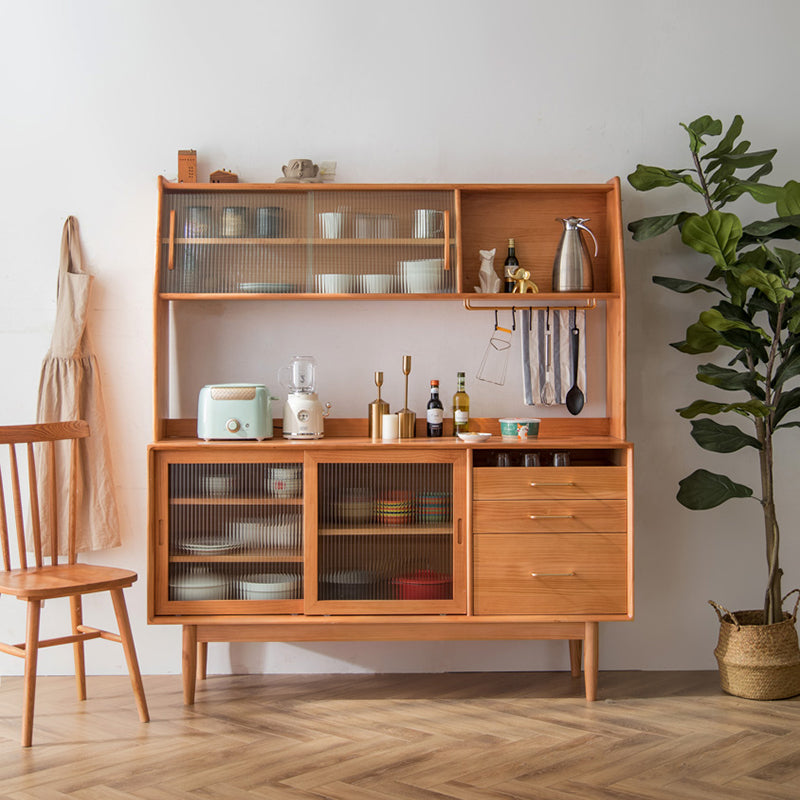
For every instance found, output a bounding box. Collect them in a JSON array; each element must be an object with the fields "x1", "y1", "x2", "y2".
[{"x1": 197, "y1": 384, "x2": 274, "y2": 441}]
